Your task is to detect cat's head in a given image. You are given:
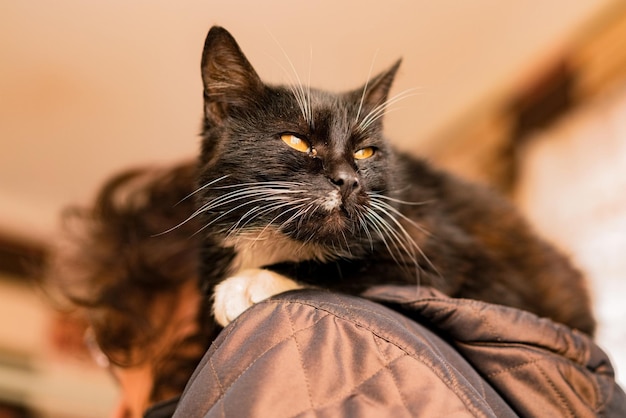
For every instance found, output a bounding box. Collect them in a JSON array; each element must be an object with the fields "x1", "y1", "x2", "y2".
[{"x1": 197, "y1": 26, "x2": 402, "y2": 261}]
